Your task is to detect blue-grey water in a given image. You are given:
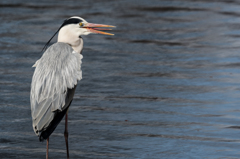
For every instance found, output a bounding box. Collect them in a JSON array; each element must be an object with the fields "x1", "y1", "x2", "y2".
[{"x1": 1, "y1": 0, "x2": 240, "y2": 158}]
